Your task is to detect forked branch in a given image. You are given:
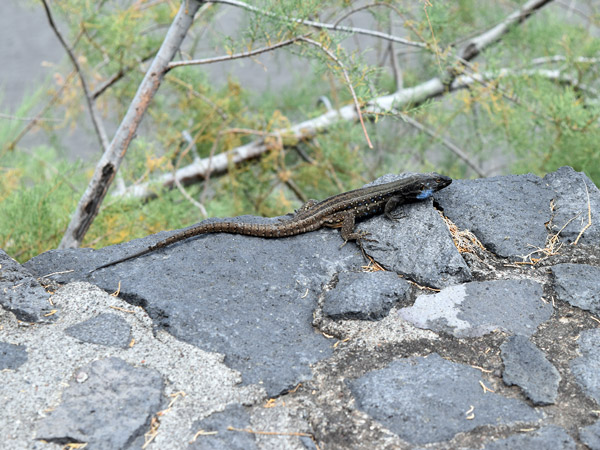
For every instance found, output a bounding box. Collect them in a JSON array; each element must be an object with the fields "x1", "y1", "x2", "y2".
[
  {"x1": 40, "y1": 0, "x2": 110, "y2": 151},
  {"x1": 59, "y1": 0, "x2": 203, "y2": 248}
]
